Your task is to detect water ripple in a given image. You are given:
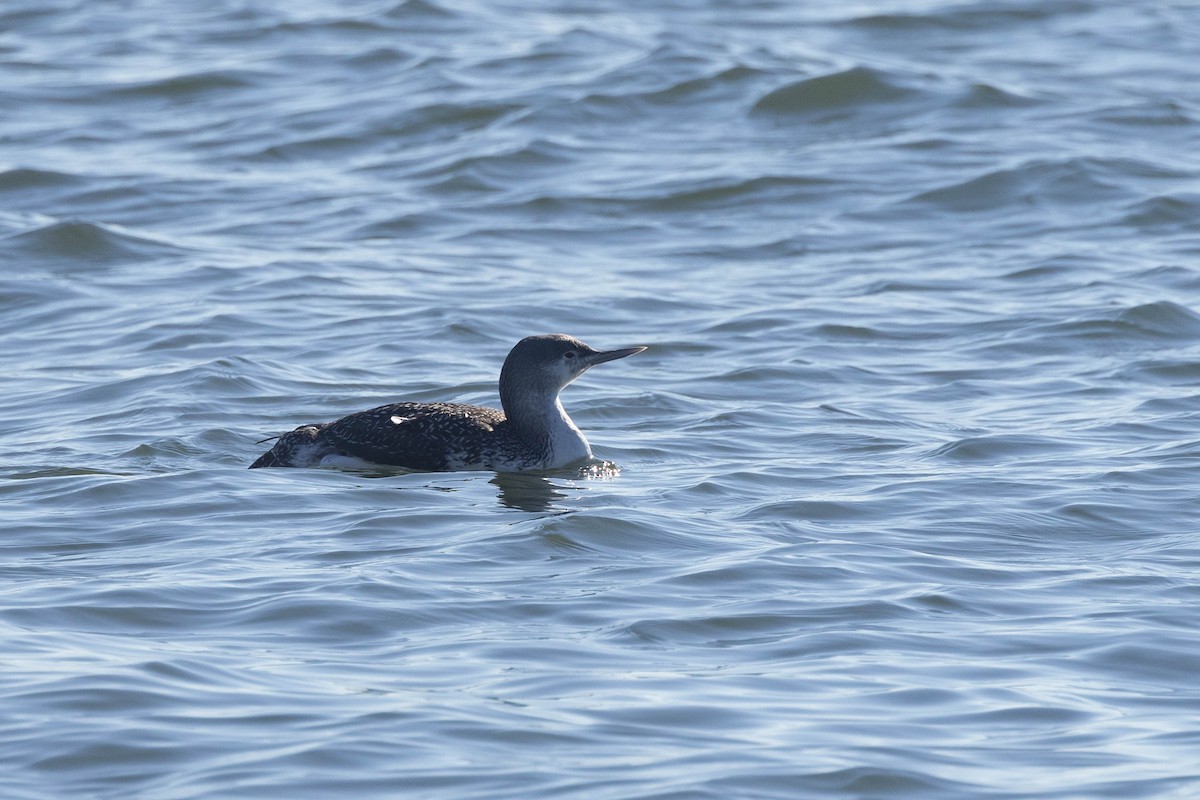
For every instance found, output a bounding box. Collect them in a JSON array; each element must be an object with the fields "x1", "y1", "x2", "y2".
[
  {"x1": 751, "y1": 65, "x2": 926, "y2": 117},
  {"x1": 4, "y1": 0, "x2": 1200, "y2": 798},
  {"x1": 2, "y1": 219, "x2": 190, "y2": 263}
]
